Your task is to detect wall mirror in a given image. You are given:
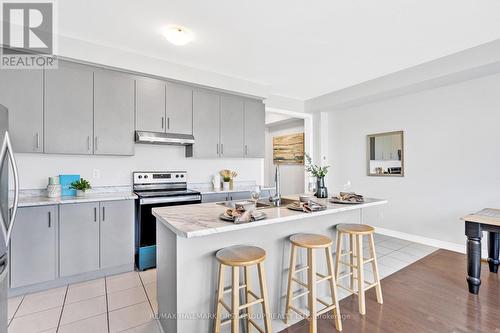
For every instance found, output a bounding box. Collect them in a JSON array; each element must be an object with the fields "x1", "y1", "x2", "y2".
[{"x1": 367, "y1": 131, "x2": 404, "y2": 177}]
